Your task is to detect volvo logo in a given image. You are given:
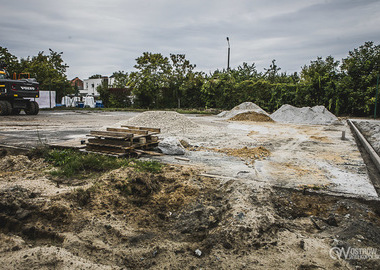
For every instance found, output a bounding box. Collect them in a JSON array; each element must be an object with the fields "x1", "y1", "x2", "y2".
[{"x1": 20, "y1": 86, "x2": 35, "y2": 90}]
